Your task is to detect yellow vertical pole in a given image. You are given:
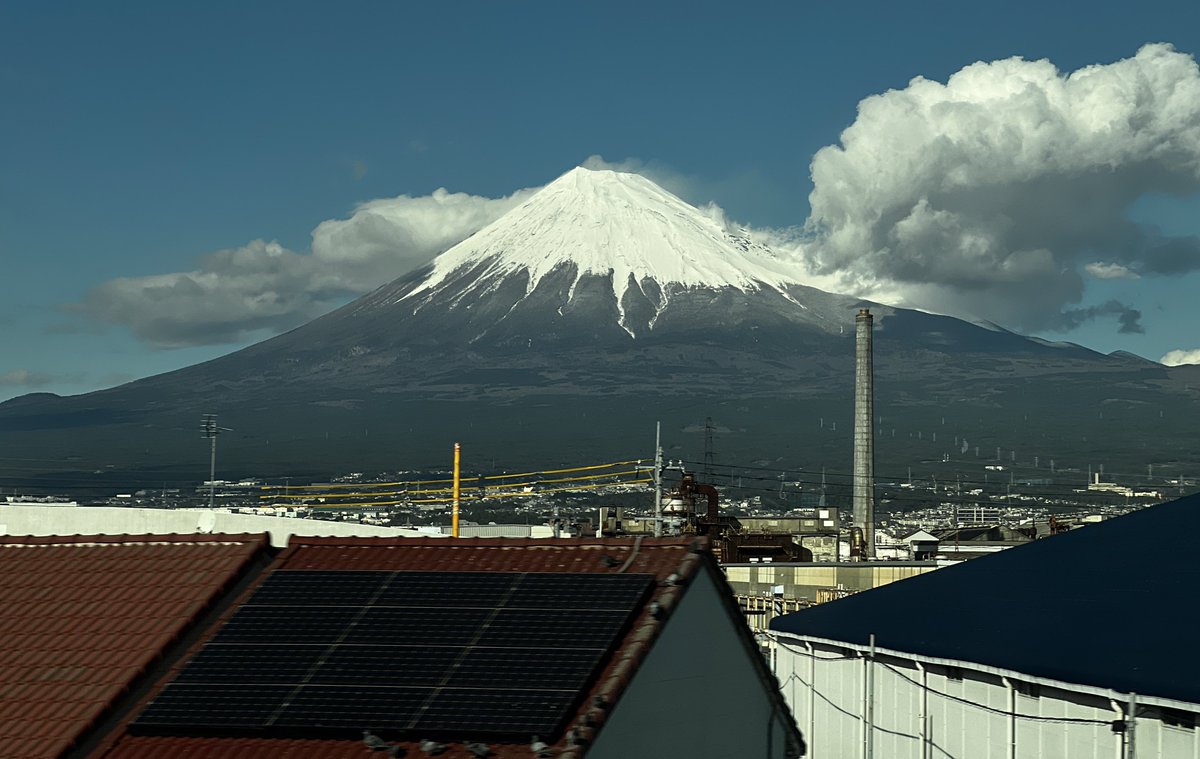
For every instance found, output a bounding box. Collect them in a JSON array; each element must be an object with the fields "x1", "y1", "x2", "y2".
[{"x1": 452, "y1": 442, "x2": 461, "y2": 538}]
